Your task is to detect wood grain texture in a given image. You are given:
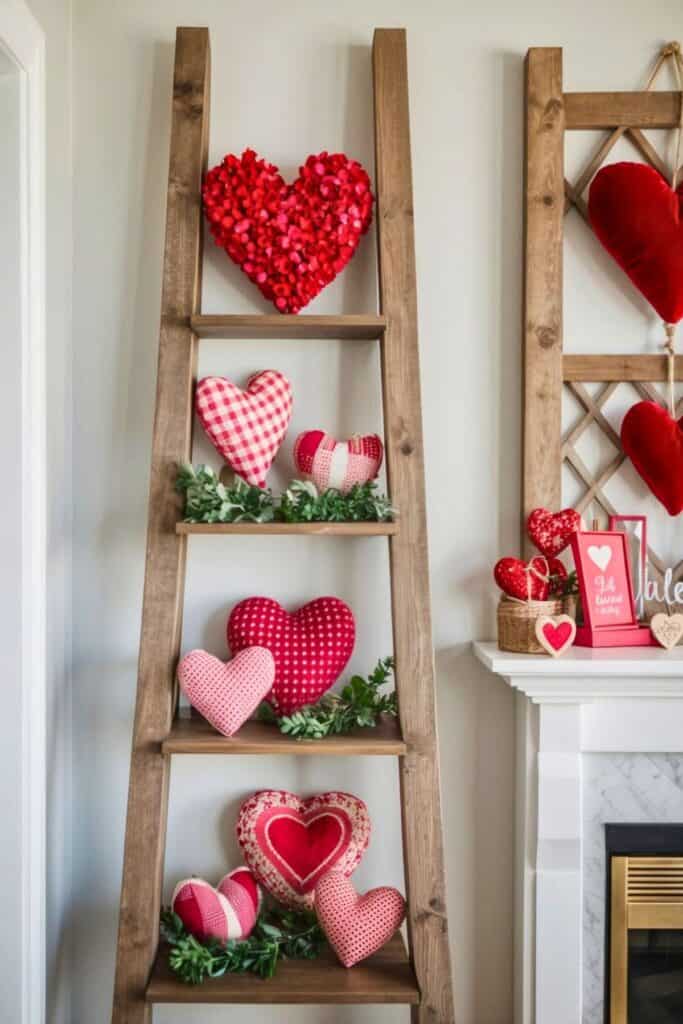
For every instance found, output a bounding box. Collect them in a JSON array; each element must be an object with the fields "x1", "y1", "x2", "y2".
[
  {"x1": 563, "y1": 354, "x2": 683, "y2": 382},
  {"x1": 163, "y1": 711, "x2": 407, "y2": 755},
  {"x1": 111, "y1": 28, "x2": 210, "y2": 1024},
  {"x1": 565, "y1": 91, "x2": 681, "y2": 129},
  {"x1": 176, "y1": 520, "x2": 398, "y2": 535},
  {"x1": 523, "y1": 49, "x2": 564, "y2": 552},
  {"x1": 190, "y1": 313, "x2": 387, "y2": 339},
  {"x1": 373, "y1": 28, "x2": 455, "y2": 1024},
  {"x1": 146, "y1": 933, "x2": 419, "y2": 1004}
]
